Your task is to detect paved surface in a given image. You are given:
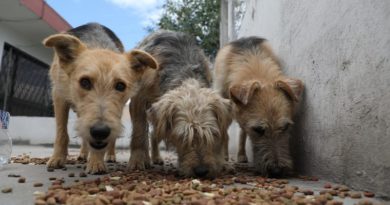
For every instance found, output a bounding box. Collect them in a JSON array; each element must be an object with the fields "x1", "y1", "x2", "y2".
[{"x1": 0, "y1": 145, "x2": 388, "y2": 205}]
